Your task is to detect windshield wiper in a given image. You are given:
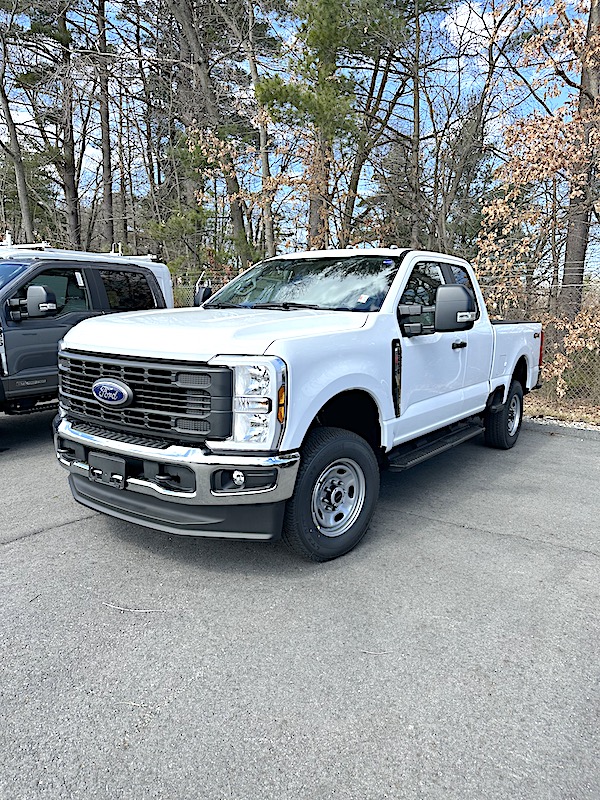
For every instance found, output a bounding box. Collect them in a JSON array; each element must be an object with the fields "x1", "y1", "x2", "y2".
[
  {"x1": 204, "y1": 301, "x2": 244, "y2": 308},
  {"x1": 252, "y1": 301, "x2": 325, "y2": 310}
]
